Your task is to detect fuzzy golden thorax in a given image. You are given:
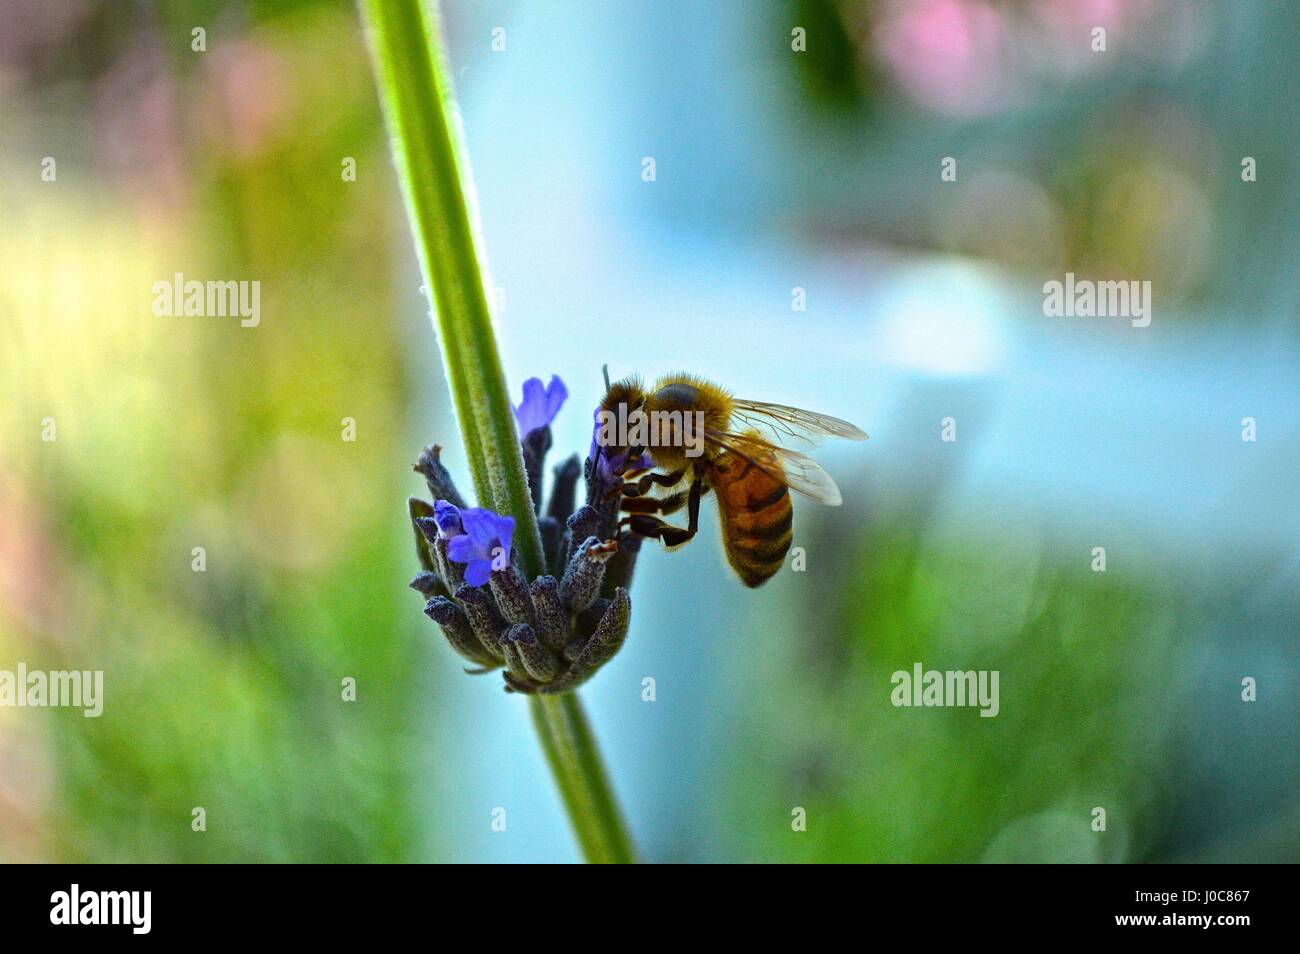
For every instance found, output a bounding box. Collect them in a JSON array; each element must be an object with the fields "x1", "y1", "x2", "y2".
[
  {"x1": 597, "y1": 372, "x2": 734, "y2": 471},
  {"x1": 641, "y1": 373, "x2": 732, "y2": 470}
]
